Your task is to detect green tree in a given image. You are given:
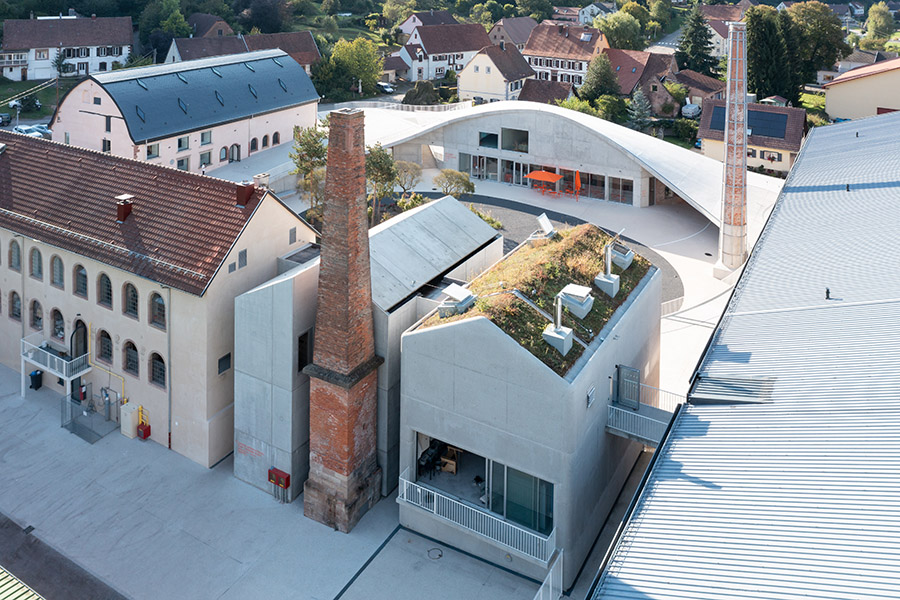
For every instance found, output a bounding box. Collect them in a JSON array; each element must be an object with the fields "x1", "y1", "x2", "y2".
[
  {"x1": 383, "y1": 0, "x2": 416, "y2": 24},
  {"x1": 322, "y1": 0, "x2": 341, "y2": 13},
  {"x1": 645, "y1": 20, "x2": 661, "y2": 39},
  {"x1": 663, "y1": 81, "x2": 687, "y2": 105},
  {"x1": 579, "y1": 53, "x2": 620, "y2": 102},
  {"x1": 433, "y1": 169, "x2": 475, "y2": 198},
  {"x1": 776, "y1": 8, "x2": 803, "y2": 105},
  {"x1": 289, "y1": 124, "x2": 328, "y2": 212},
  {"x1": 517, "y1": 0, "x2": 552, "y2": 21},
  {"x1": 596, "y1": 94, "x2": 627, "y2": 122},
  {"x1": 859, "y1": 37, "x2": 888, "y2": 50},
  {"x1": 331, "y1": 37, "x2": 384, "y2": 95},
  {"x1": 403, "y1": 81, "x2": 442, "y2": 104},
  {"x1": 866, "y1": 1, "x2": 895, "y2": 40},
  {"x1": 301, "y1": 166, "x2": 328, "y2": 224},
  {"x1": 159, "y1": 8, "x2": 191, "y2": 36},
  {"x1": 52, "y1": 52, "x2": 69, "y2": 76},
  {"x1": 555, "y1": 97, "x2": 600, "y2": 116},
  {"x1": 787, "y1": 1, "x2": 851, "y2": 83},
  {"x1": 675, "y1": 5, "x2": 718, "y2": 77},
  {"x1": 746, "y1": 6, "x2": 788, "y2": 101},
  {"x1": 627, "y1": 87, "x2": 652, "y2": 130},
  {"x1": 395, "y1": 161, "x2": 423, "y2": 195},
  {"x1": 649, "y1": 0, "x2": 671, "y2": 27},
  {"x1": 366, "y1": 143, "x2": 397, "y2": 224},
  {"x1": 621, "y1": 1, "x2": 651, "y2": 29},
  {"x1": 594, "y1": 12, "x2": 644, "y2": 50},
  {"x1": 846, "y1": 32, "x2": 860, "y2": 48}
]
